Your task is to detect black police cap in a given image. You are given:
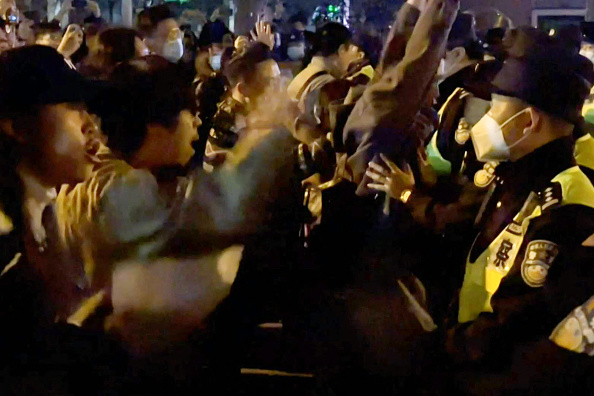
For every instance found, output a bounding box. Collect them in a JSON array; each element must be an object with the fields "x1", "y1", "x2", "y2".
[
  {"x1": 582, "y1": 21, "x2": 594, "y2": 45},
  {"x1": 0, "y1": 45, "x2": 103, "y2": 118},
  {"x1": 493, "y1": 27, "x2": 593, "y2": 123}
]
